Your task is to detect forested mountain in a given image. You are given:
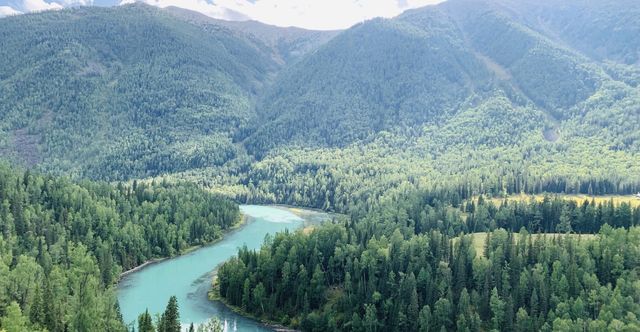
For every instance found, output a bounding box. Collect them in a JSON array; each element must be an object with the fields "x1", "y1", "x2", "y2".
[
  {"x1": 0, "y1": 0, "x2": 638, "y2": 202},
  {"x1": 484, "y1": 0, "x2": 640, "y2": 65},
  {"x1": 245, "y1": 0, "x2": 638, "y2": 151},
  {"x1": 0, "y1": 3, "x2": 333, "y2": 180},
  {"x1": 164, "y1": 6, "x2": 340, "y2": 64},
  {"x1": 1, "y1": 1, "x2": 640, "y2": 332},
  {"x1": 217, "y1": 0, "x2": 640, "y2": 212},
  {"x1": 244, "y1": 14, "x2": 492, "y2": 153}
]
